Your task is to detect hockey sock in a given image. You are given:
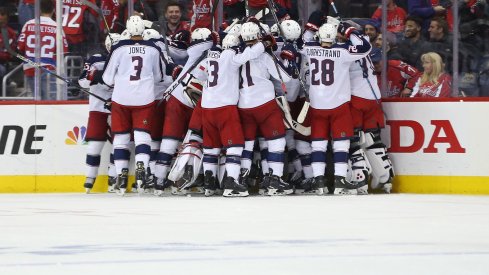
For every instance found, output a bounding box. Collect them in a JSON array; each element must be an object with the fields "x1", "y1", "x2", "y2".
[
  {"x1": 258, "y1": 137, "x2": 269, "y2": 174},
  {"x1": 296, "y1": 140, "x2": 313, "y2": 178},
  {"x1": 155, "y1": 139, "x2": 179, "y2": 179},
  {"x1": 134, "y1": 131, "x2": 152, "y2": 169},
  {"x1": 203, "y1": 148, "x2": 220, "y2": 177},
  {"x1": 149, "y1": 140, "x2": 160, "y2": 174},
  {"x1": 113, "y1": 133, "x2": 131, "y2": 175},
  {"x1": 311, "y1": 140, "x2": 328, "y2": 177},
  {"x1": 333, "y1": 139, "x2": 350, "y2": 177},
  {"x1": 241, "y1": 140, "x2": 255, "y2": 171},
  {"x1": 267, "y1": 137, "x2": 286, "y2": 177},
  {"x1": 86, "y1": 140, "x2": 105, "y2": 178},
  {"x1": 225, "y1": 146, "x2": 243, "y2": 180}
]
